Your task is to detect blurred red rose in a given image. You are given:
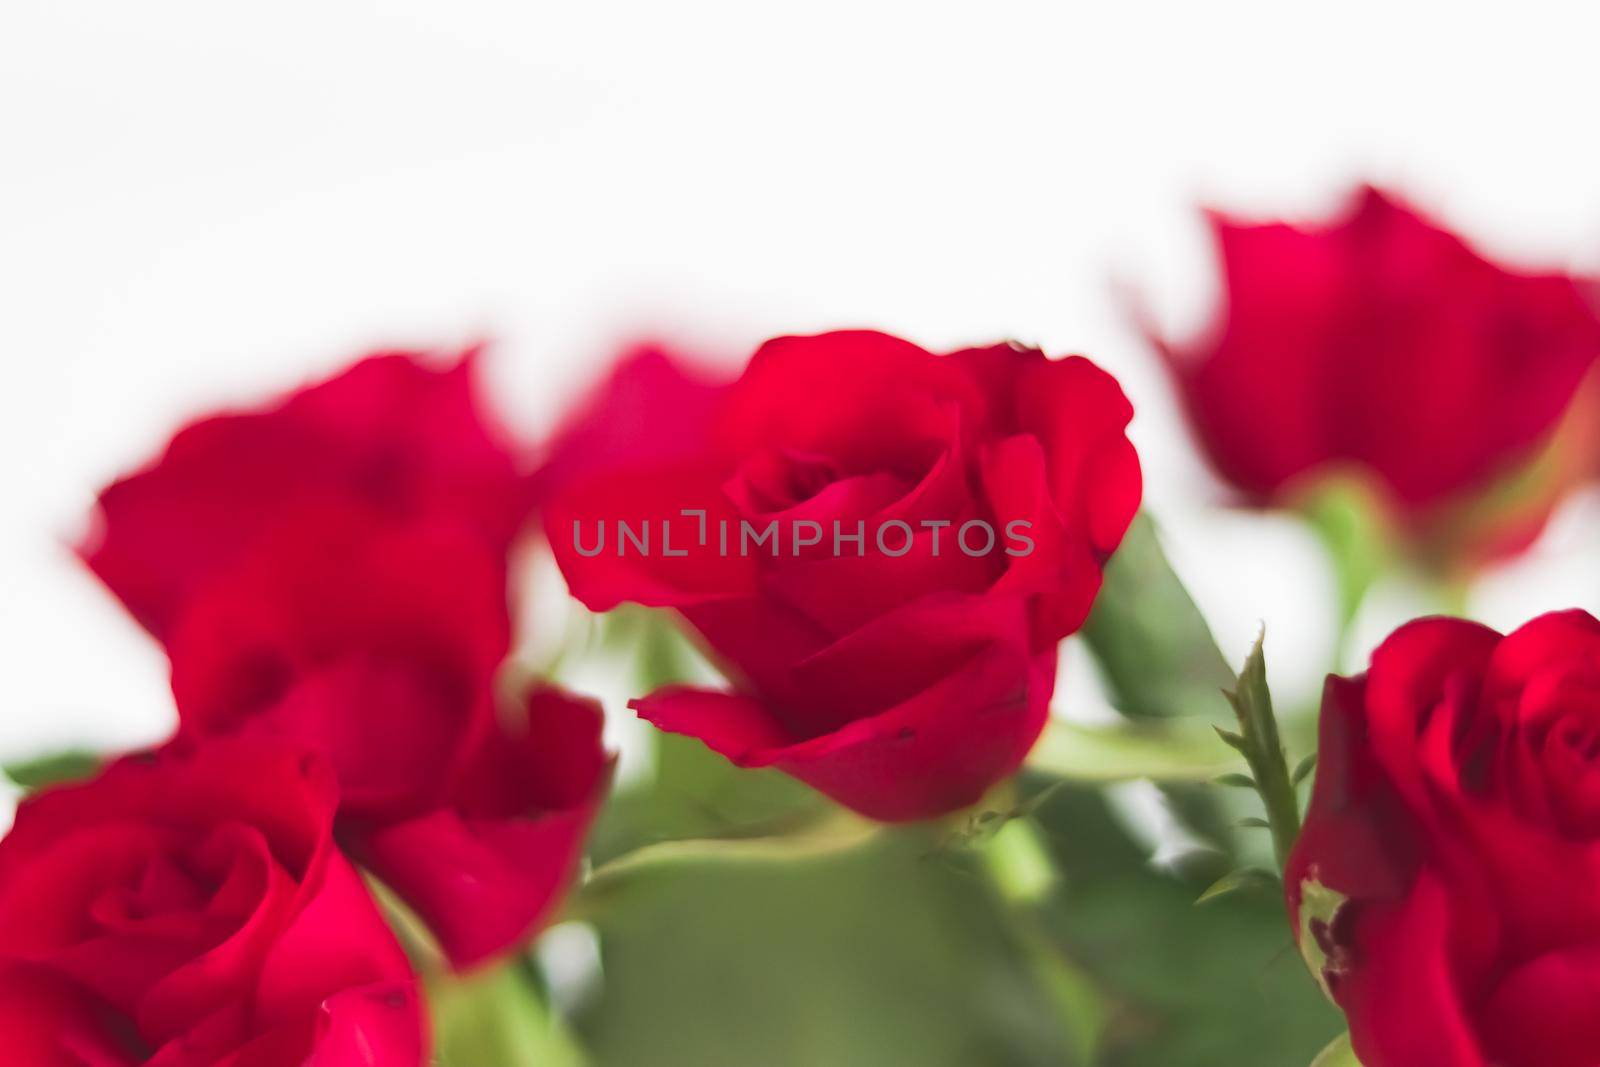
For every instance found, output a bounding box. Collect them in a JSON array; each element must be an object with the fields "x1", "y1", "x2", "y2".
[
  {"x1": 162, "y1": 504, "x2": 609, "y2": 970},
  {"x1": 81, "y1": 349, "x2": 532, "y2": 640},
  {"x1": 1288, "y1": 610, "x2": 1600, "y2": 1067},
  {"x1": 542, "y1": 331, "x2": 1140, "y2": 821},
  {"x1": 0, "y1": 741, "x2": 426, "y2": 1066},
  {"x1": 82, "y1": 351, "x2": 606, "y2": 970},
  {"x1": 1153, "y1": 187, "x2": 1600, "y2": 563}
]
